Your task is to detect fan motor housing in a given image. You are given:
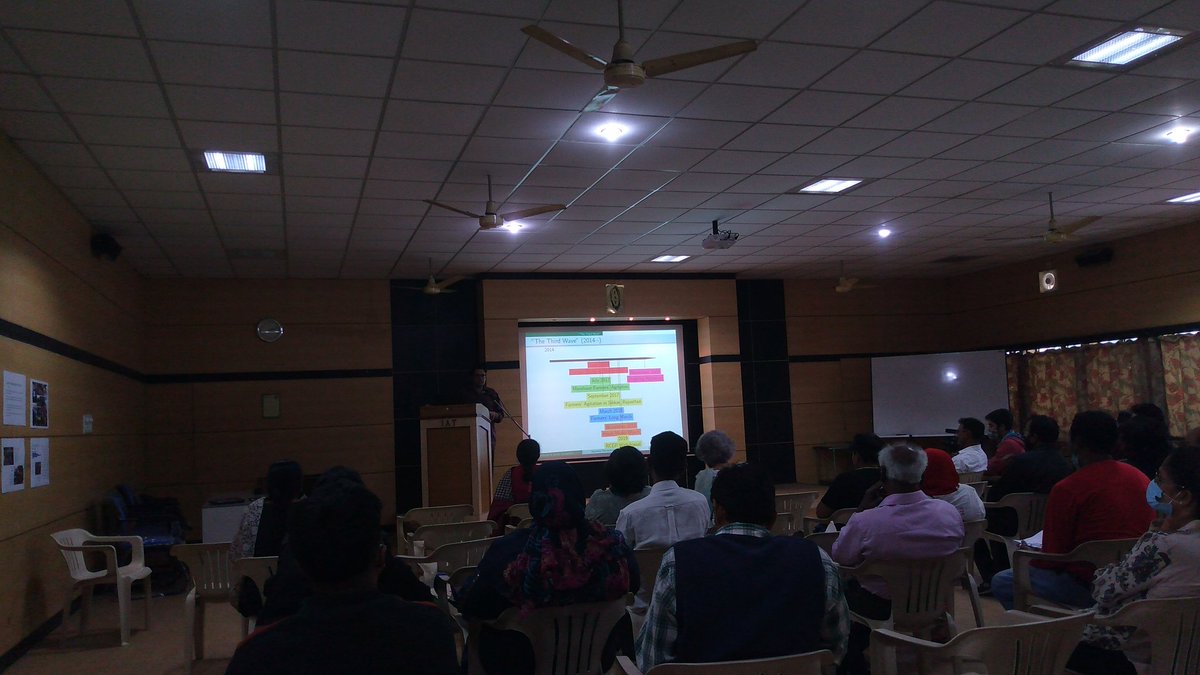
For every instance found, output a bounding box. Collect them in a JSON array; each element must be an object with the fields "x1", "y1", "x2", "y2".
[
  {"x1": 605, "y1": 62, "x2": 645, "y2": 88},
  {"x1": 479, "y1": 214, "x2": 502, "y2": 229}
]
